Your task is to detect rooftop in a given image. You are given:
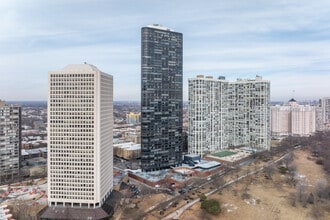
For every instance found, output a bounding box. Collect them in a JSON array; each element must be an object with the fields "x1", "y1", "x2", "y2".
[
  {"x1": 194, "y1": 161, "x2": 221, "y2": 169},
  {"x1": 132, "y1": 170, "x2": 167, "y2": 182},
  {"x1": 22, "y1": 147, "x2": 47, "y2": 156},
  {"x1": 113, "y1": 142, "x2": 141, "y2": 151},
  {"x1": 50, "y1": 63, "x2": 103, "y2": 74},
  {"x1": 147, "y1": 24, "x2": 174, "y2": 31}
]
